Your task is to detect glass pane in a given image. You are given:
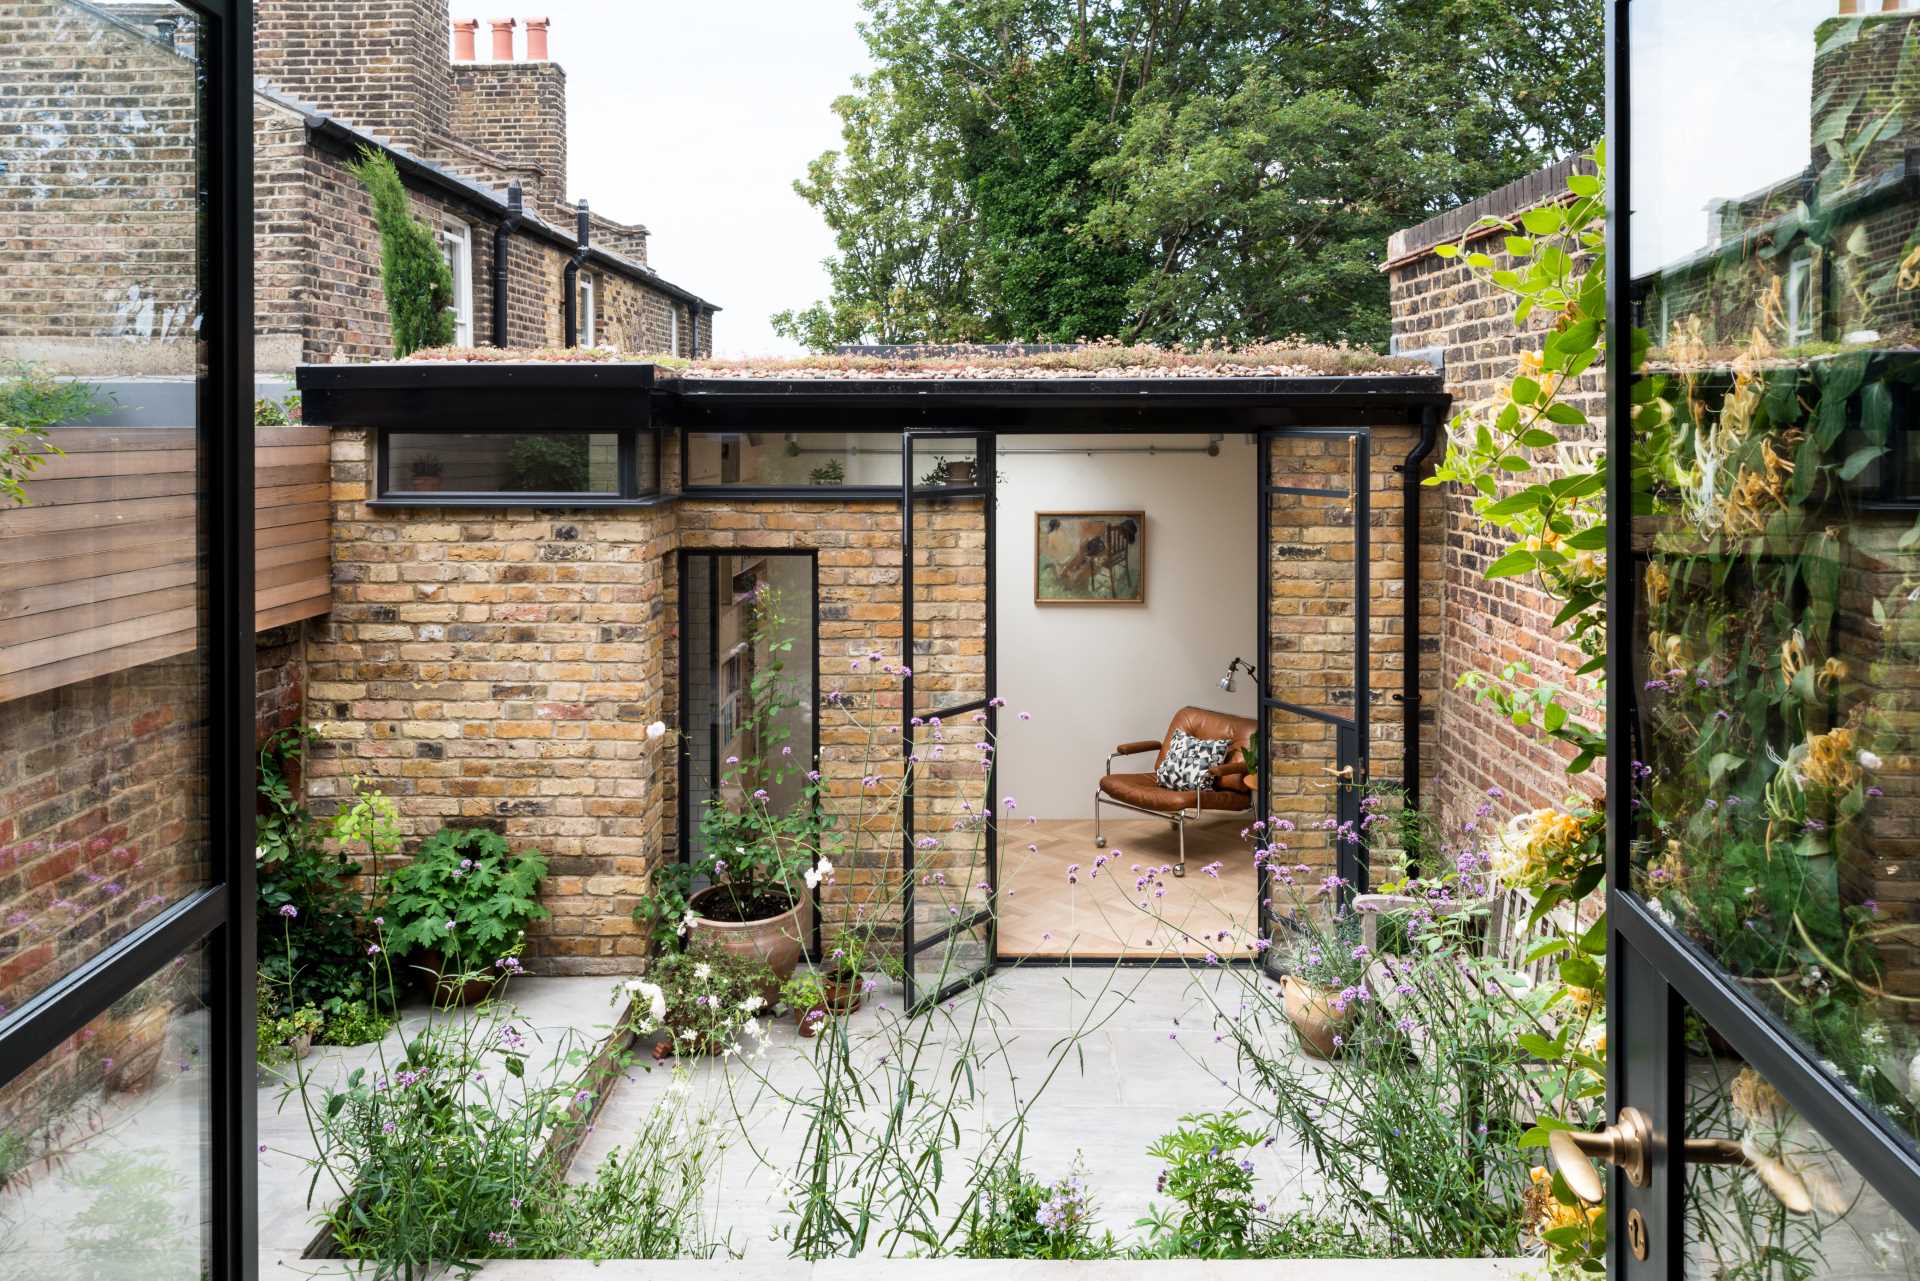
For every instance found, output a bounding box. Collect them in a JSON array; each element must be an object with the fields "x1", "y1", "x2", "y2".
[
  {"x1": 385, "y1": 431, "x2": 620, "y2": 493},
  {"x1": 0, "y1": 943, "x2": 211, "y2": 1276},
  {"x1": 910, "y1": 918, "x2": 991, "y2": 998},
  {"x1": 1630, "y1": 0, "x2": 1920, "y2": 1146},
  {"x1": 907, "y1": 721, "x2": 994, "y2": 942},
  {"x1": 1266, "y1": 433, "x2": 1359, "y2": 715},
  {"x1": 685, "y1": 431, "x2": 903, "y2": 487},
  {"x1": 0, "y1": 0, "x2": 213, "y2": 1016},
  {"x1": 1683, "y1": 1003, "x2": 1920, "y2": 1278},
  {"x1": 909, "y1": 436, "x2": 981, "y2": 490},
  {"x1": 909, "y1": 492, "x2": 988, "y2": 713},
  {"x1": 682, "y1": 554, "x2": 817, "y2": 866},
  {"x1": 634, "y1": 432, "x2": 660, "y2": 495}
]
